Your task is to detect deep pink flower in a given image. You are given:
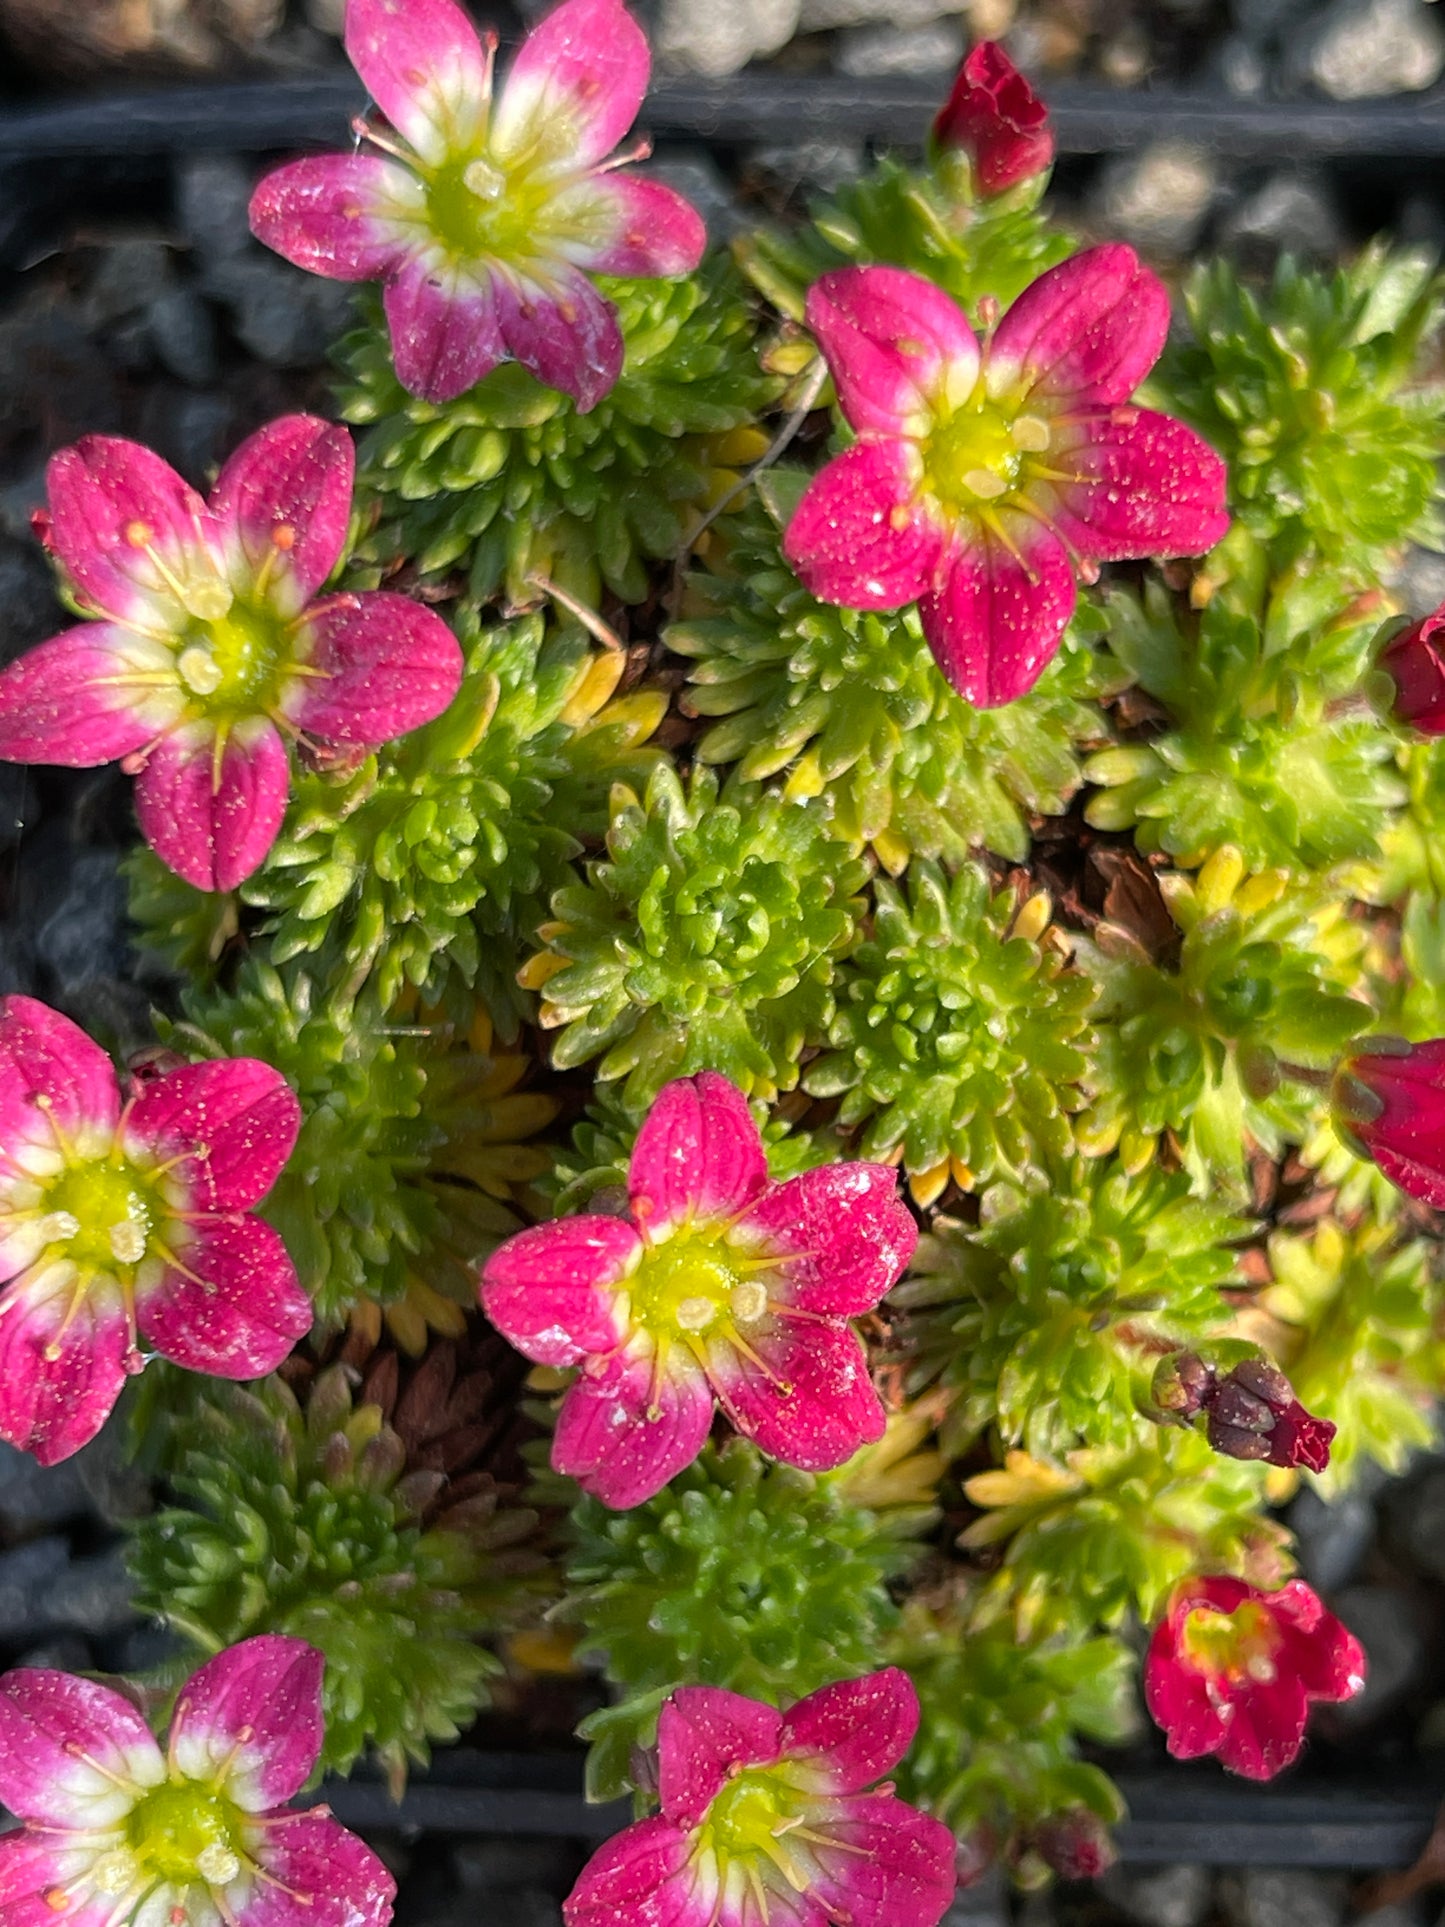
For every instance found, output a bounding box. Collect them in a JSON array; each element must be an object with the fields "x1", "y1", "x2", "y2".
[
  {"x1": 0, "y1": 415, "x2": 463, "y2": 892},
  {"x1": 480, "y1": 1071, "x2": 917, "y2": 1508},
  {"x1": 1333, "y1": 1037, "x2": 1445, "y2": 1207},
  {"x1": 1145, "y1": 1577, "x2": 1365, "y2": 1781},
  {"x1": 931, "y1": 41, "x2": 1054, "y2": 195},
  {"x1": 0, "y1": 995, "x2": 310, "y2": 1465},
  {"x1": 784, "y1": 251, "x2": 1230, "y2": 707},
  {"x1": 249, "y1": 0, "x2": 705, "y2": 409},
  {"x1": 564, "y1": 1670, "x2": 957, "y2": 1927},
  {"x1": 1379, "y1": 599, "x2": 1445, "y2": 732},
  {"x1": 0, "y1": 1635, "x2": 395, "y2": 1926}
]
